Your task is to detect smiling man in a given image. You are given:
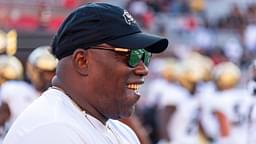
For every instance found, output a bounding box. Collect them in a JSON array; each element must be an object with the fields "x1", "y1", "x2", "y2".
[{"x1": 3, "y1": 3, "x2": 168, "y2": 144}]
